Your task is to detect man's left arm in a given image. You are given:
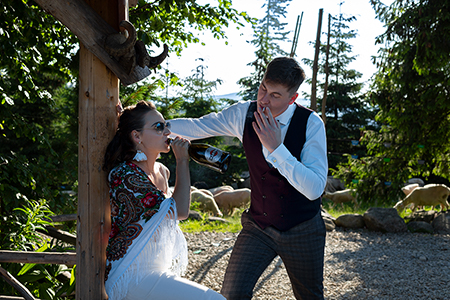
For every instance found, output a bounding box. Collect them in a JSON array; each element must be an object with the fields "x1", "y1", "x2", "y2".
[{"x1": 267, "y1": 112, "x2": 327, "y2": 200}]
